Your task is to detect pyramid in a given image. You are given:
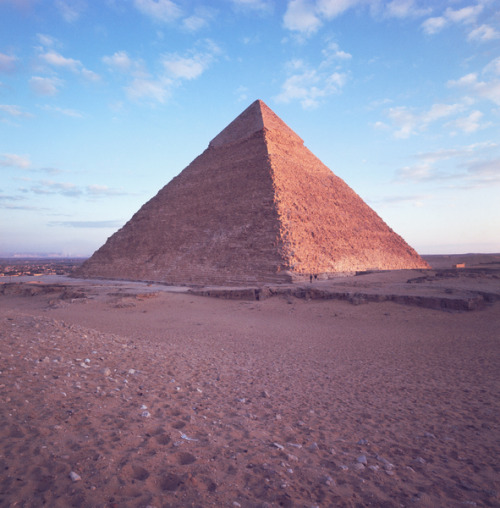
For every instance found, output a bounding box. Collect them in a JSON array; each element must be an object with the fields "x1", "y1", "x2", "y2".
[{"x1": 77, "y1": 100, "x2": 429, "y2": 285}]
